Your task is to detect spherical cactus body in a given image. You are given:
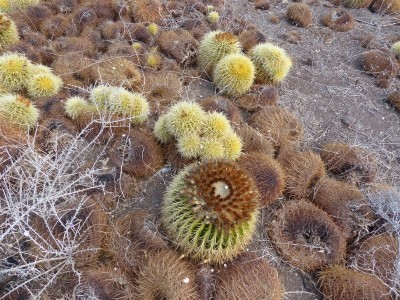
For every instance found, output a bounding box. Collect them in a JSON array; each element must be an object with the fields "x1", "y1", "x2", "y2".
[
  {"x1": 162, "y1": 160, "x2": 259, "y2": 264},
  {"x1": 26, "y1": 65, "x2": 62, "y2": 98},
  {"x1": 0, "y1": 13, "x2": 19, "y2": 50},
  {"x1": 89, "y1": 84, "x2": 113, "y2": 109},
  {"x1": 0, "y1": 93, "x2": 39, "y2": 129},
  {"x1": 197, "y1": 31, "x2": 242, "y2": 75},
  {"x1": 207, "y1": 11, "x2": 220, "y2": 23},
  {"x1": 153, "y1": 114, "x2": 172, "y2": 143},
  {"x1": 248, "y1": 43, "x2": 292, "y2": 84},
  {"x1": 108, "y1": 88, "x2": 150, "y2": 124},
  {"x1": 165, "y1": 101, "x2": 206, "y2": 137},
  {"x1": 0, "y1": 52, "x2": 32, "y2": 92},
  {"x1": 213, "y1": 53, "x2": 255, "y2": 96},
  {"x1": 177, "y1": 133, "x2": 202, "y2": 158},
  {"x1": 222, "y1": 131, "x2": 242, "y2": 160},
  {"x1": 64, "y1": 96, "x2": 94, "y2": 120},
  {"x1": 147, "y1": 23, "x2": 158, "y2": 36}
]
